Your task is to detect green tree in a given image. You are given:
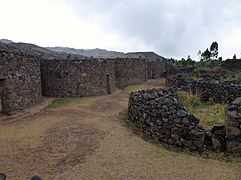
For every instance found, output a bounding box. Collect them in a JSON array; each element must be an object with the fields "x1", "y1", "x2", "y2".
[
  {"x1": 233, "y1": 54, "x2": 237, "y2": 59},
  {"x1": 210, "y1": 41, "x2": 218, "y2": 59},
  {"x1": 201, "y1": 48, "x2": 211, "y2": 60}
]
